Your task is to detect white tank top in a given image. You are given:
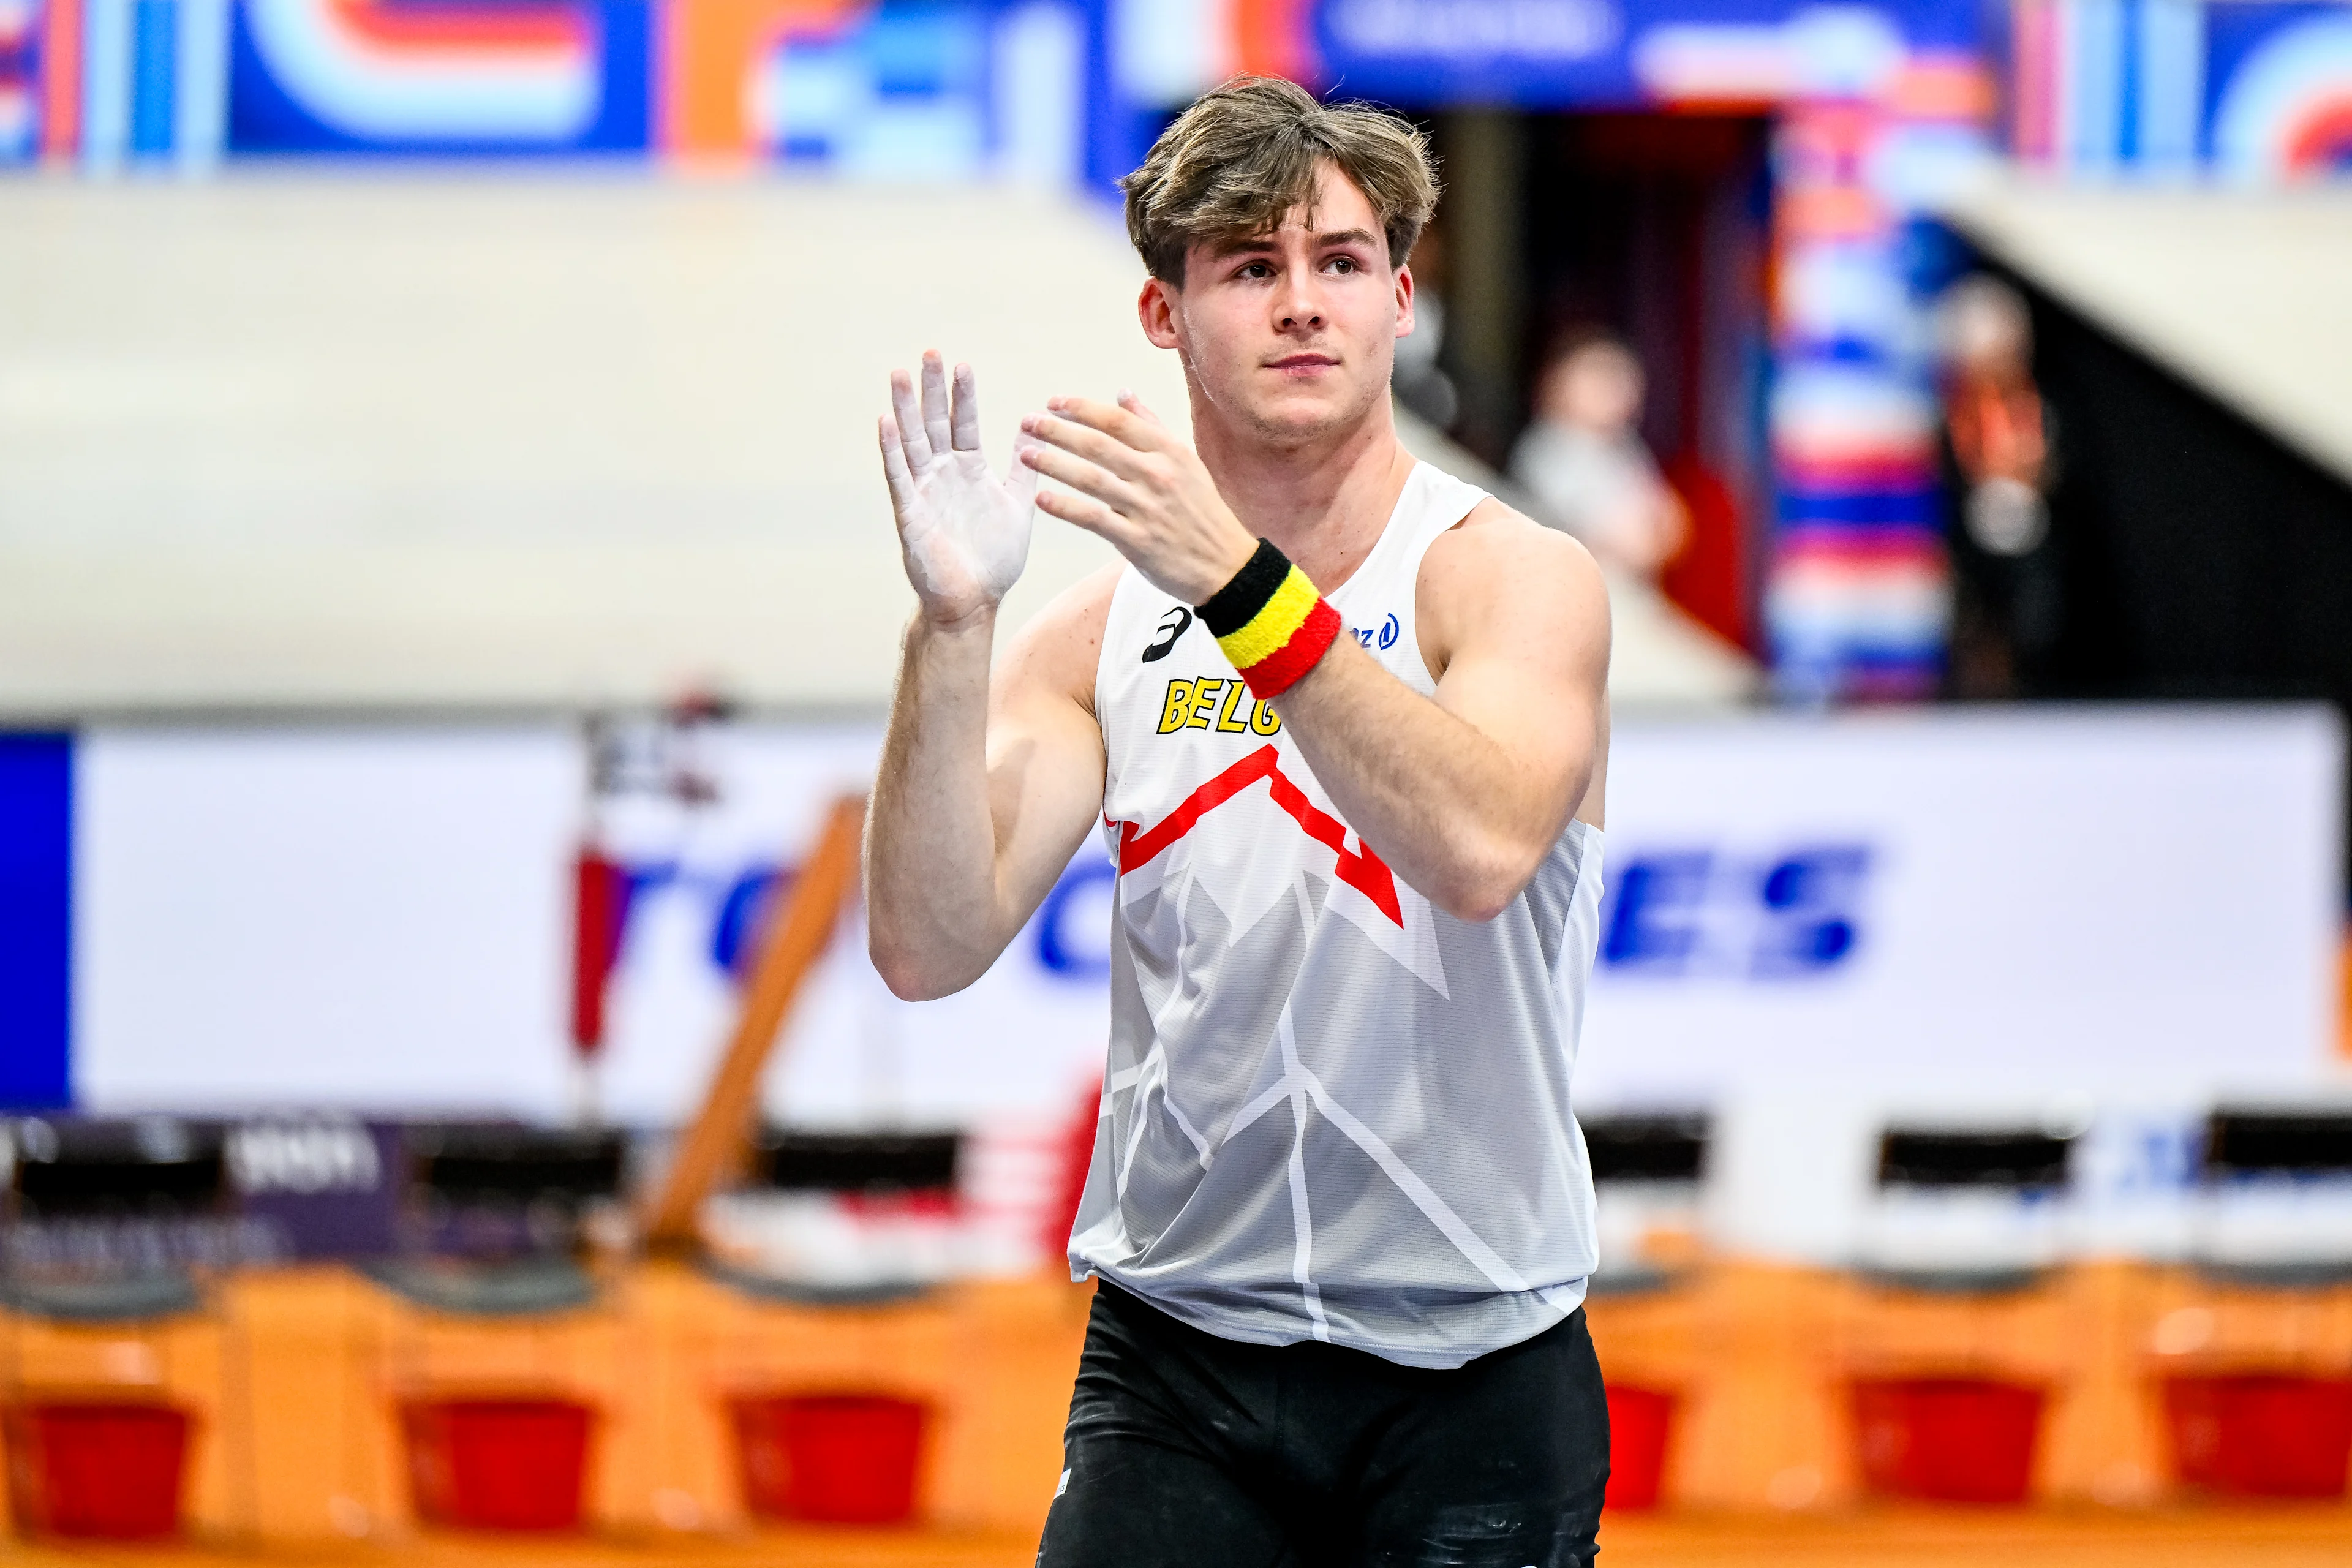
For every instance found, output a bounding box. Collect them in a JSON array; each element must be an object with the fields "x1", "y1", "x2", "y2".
[{"x1": 1072, "y1": 461, "x2": 1606, "y2": 1370}]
